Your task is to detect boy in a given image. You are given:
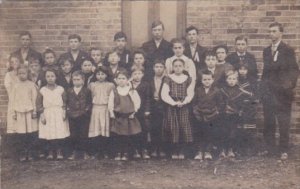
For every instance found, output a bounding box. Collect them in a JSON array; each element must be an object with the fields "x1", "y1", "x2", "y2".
[
  {"x1": 28, "y1": 56, "x2": 43, "y2": 89},
  {"x1": 225, "y1": 35, "x2": 258, "y2": 82},
  {"x1": 66, "y1": 71, "x2": 92, "y2": 160},
  {"x1": 104, "y1": 32, "x2": 132, "y2": 71},
  {"x1": 165, "y1": 38, "x2": 196, "y2": 88},
  {"x1": 107, "y1": 51, "x2": 127, "y2": 82},
  {"x1": 213, "y1": 45, "x2": 233, "y2": 74},
  {"x1": 59, "y1": 57, "x2": 74, "y2": 89},
  {"x1": 149, "y1": 59, "x2": 166, "y2": 158},
  {"x1": 80, "y1": 58, "x2": 95, "y2": 86},
  {"x1": 90, "y1": 47, "x2": 103, "y2": 67},
  {"x1": 130, "y1": 66, "x2": 151, "y2": 159},
  {"x1": 193, "y1": 70, "x2": 223, "y2": 160},
  {"x1": 58, "y1": 34, "x2": 89, "y2": 71},
  {"x1": 200, "y1": 50, "x2": 226, "y2": 88},
  {"x1": 220, "y1": 70, "x2": 251, "y2": 158}
]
